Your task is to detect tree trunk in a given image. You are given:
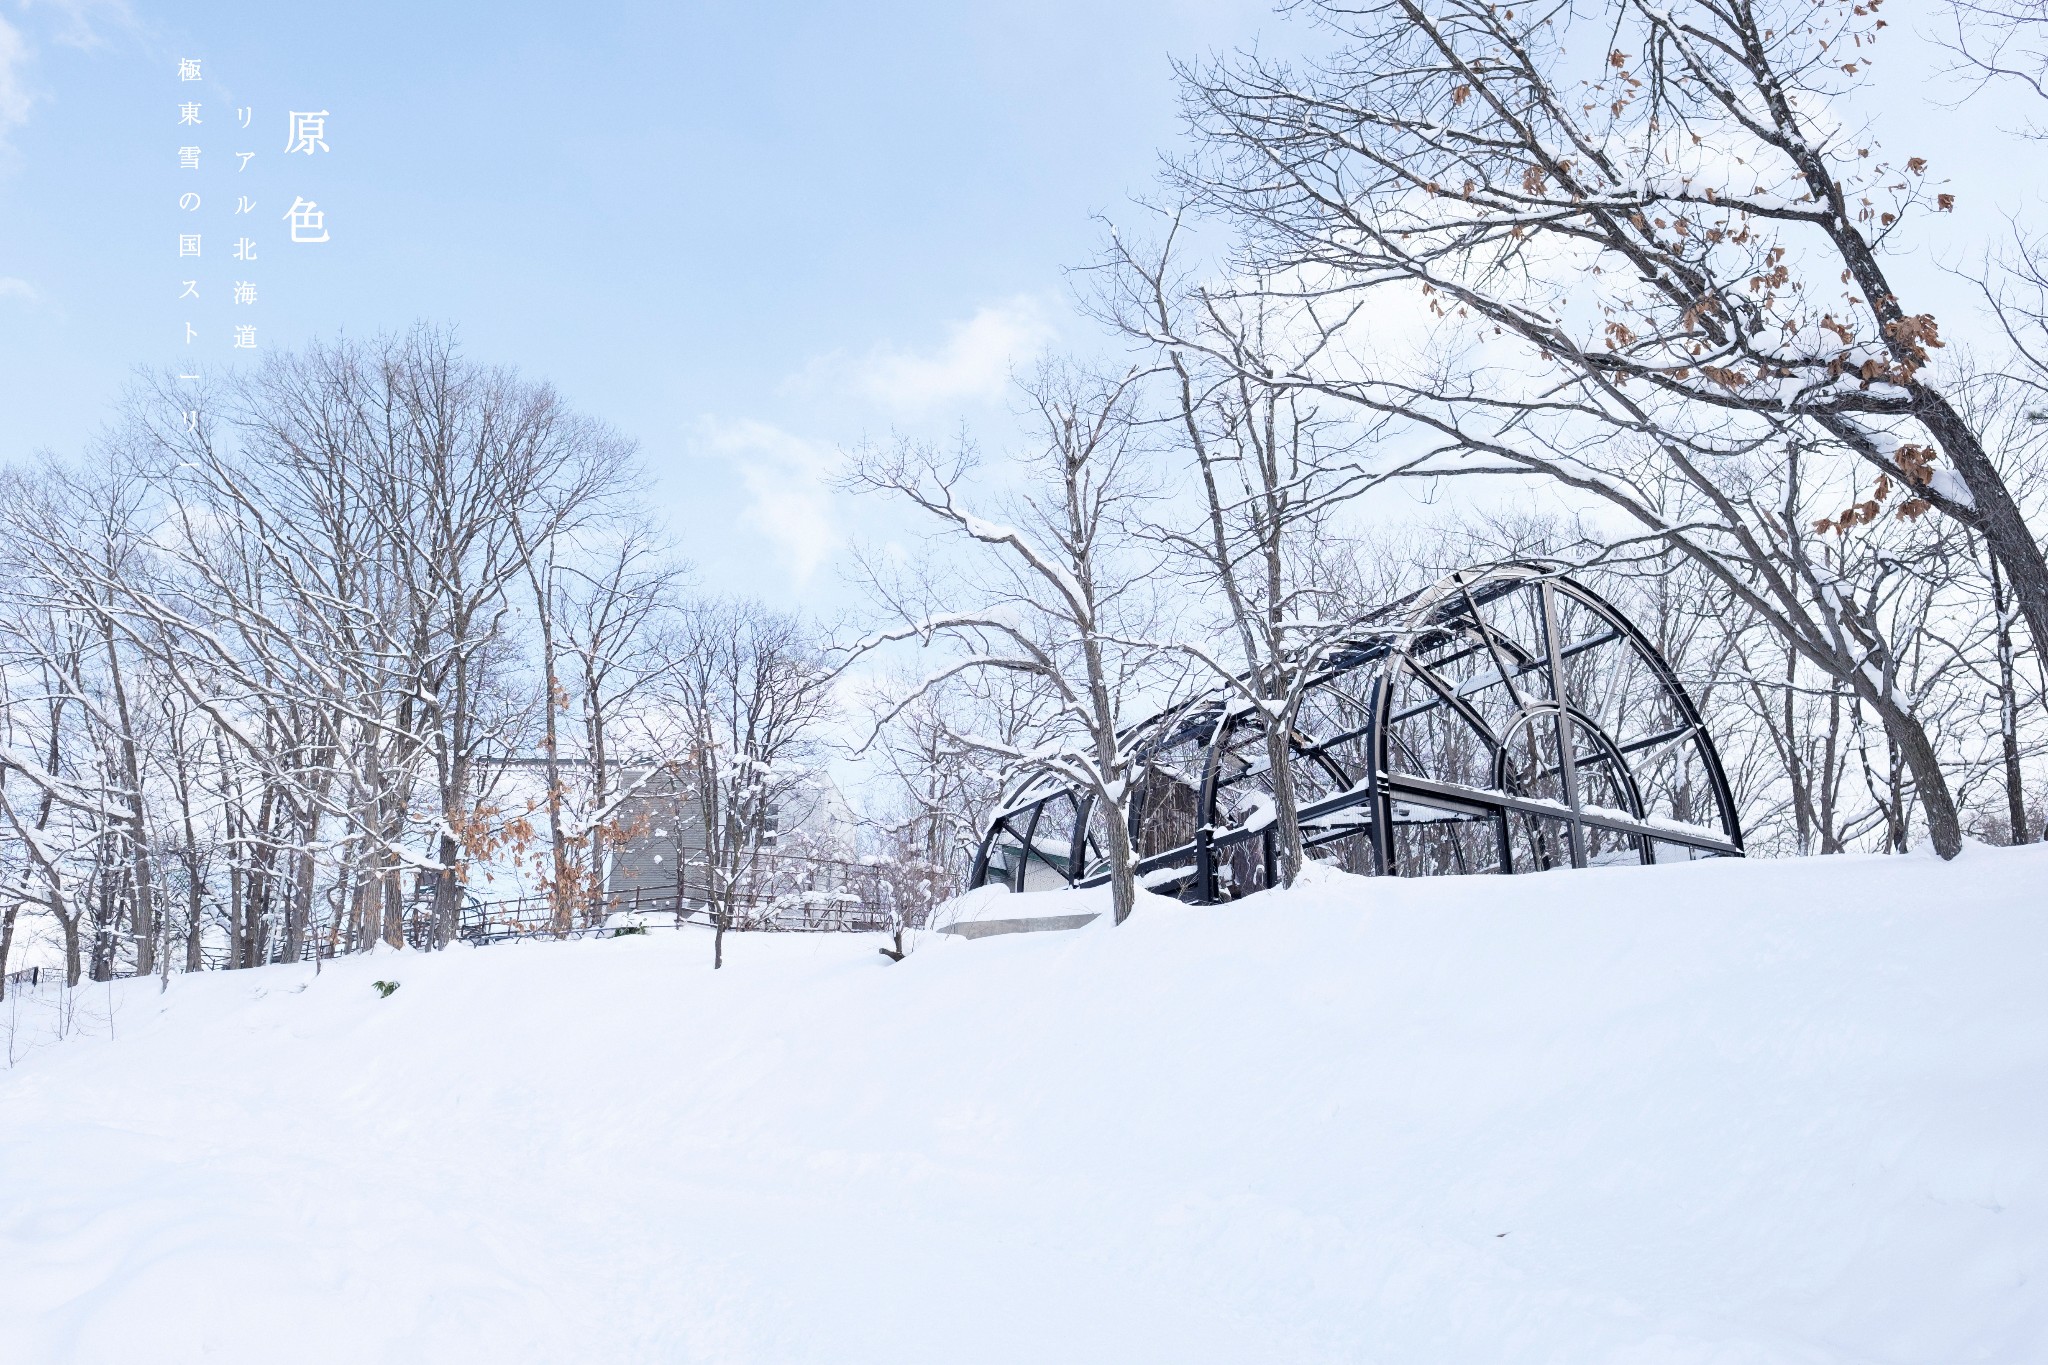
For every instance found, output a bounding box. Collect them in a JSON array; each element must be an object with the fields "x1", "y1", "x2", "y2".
[
  {"x1": 243, "y1": 832, "x2": 276, "y2": 968},
  {"x1": 184, "y1": 853, "x2": 205, "y2": 972},
  {"x1": 1262, "y1": 710, "x2": 1304, "y2": 889},
  {"x1": 1918, "y1": 397, "x2": 2048, "y2": 683},
  {"x1": 381, "y1": 859, "x2": 405, "y2": 950},
  {"x1": 586, "y1": 698, "x2": 612, "y2": 928},
  {"x1": 2002, "y1": 705, "x2": 2030, "y2": 846},
  {"x1": 1870, "y1": 693, "x2": 1962, "y2": 859},
  {"x1": 130, "y1": 849, "x2": 155, "y2": 978},
  {"x1": 89, "y1": 869, "x2": 114, "y2": 982},
  {"x1": 175, "y1": 761, "x2": 205, "y2": 972},
  {"x1": 285, "y1": 841, "x2": 316, "y2": 963},
  {"x1": 1818, "y1": 689, "x2": 1845, "y2": 854},
  {"x1": 227, "y1": 854, "x2": 245, "y2": 969},
  {"x1": 432, "y1": 832, "x2": 463, "y2": 948},
  {"x1": 0, "y1": 896, "x2": 16, "y2": 1001},
  {"x1": 1992, "y1": 557, "x2": 2031, "y2": 845},
  {"x1": 539, "y1": 651, "x2": 571, "y2": 935},
  {"x1": 97, "y1": 619, "x2": 155, "y2": 979},
  {"x1": 1885, "y1": 736, "x2": 1910, "y2": 855},
  {"x1": 1103, "y1": 804, "x2": 1138, "y2": 926}
]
